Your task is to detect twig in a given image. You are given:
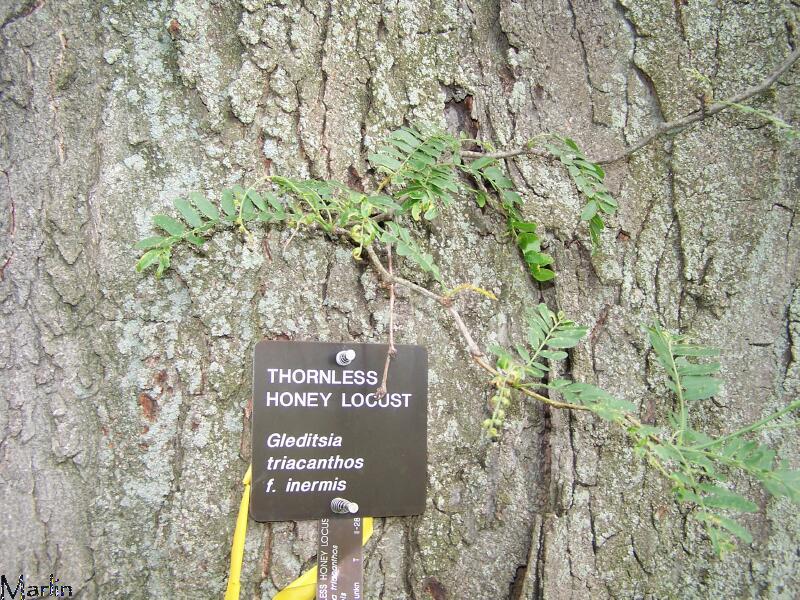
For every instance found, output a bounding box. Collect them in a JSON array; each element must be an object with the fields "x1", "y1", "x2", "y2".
[
  {"x1": 598, "y1": 44, "x2": 800, "y2": 163},
  {"x1": 446, "y1": 305, "x2": 483, "y2": 358},
  {"x1": 376, "y1": 244, "x2": 397, "y2": 398},
  {"x1": 282, "y1": 225, "x2": 301, "y2": 251},
  {"x1": 457, "y1": 46, "x2": 800, "y2": 166}
]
